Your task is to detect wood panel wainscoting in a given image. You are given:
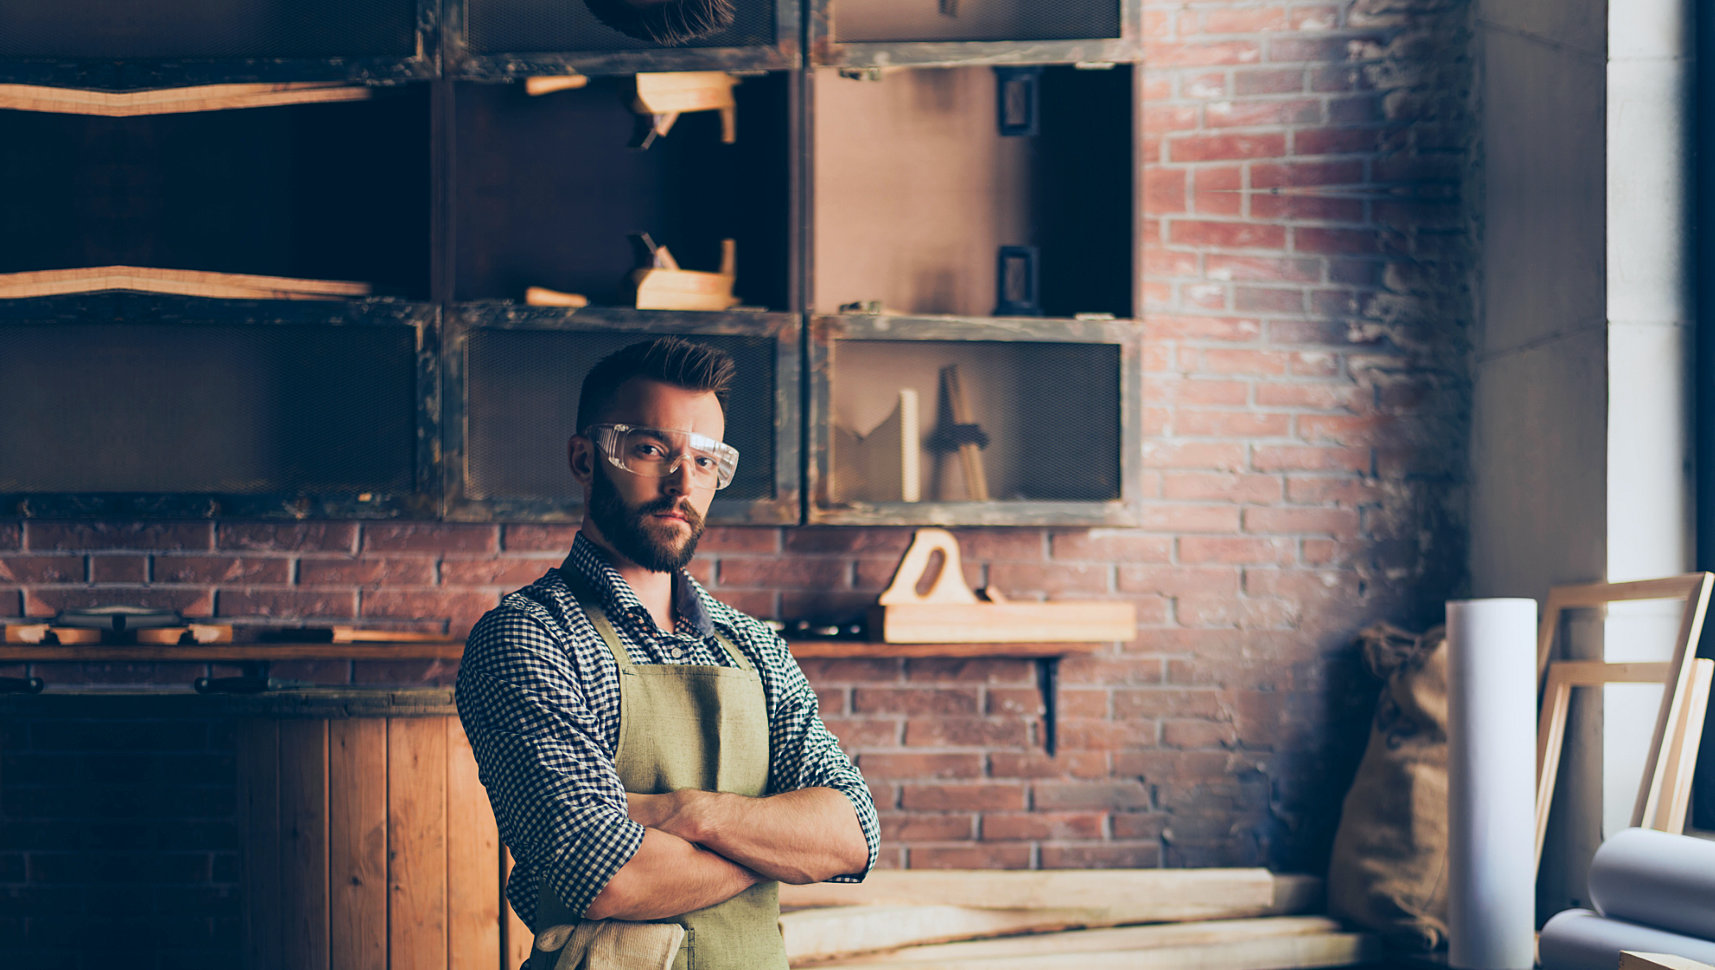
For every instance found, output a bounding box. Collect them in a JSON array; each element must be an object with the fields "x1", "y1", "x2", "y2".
[{"x1": 235, "y1": 695, "x2": 533, "y2": 970}]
